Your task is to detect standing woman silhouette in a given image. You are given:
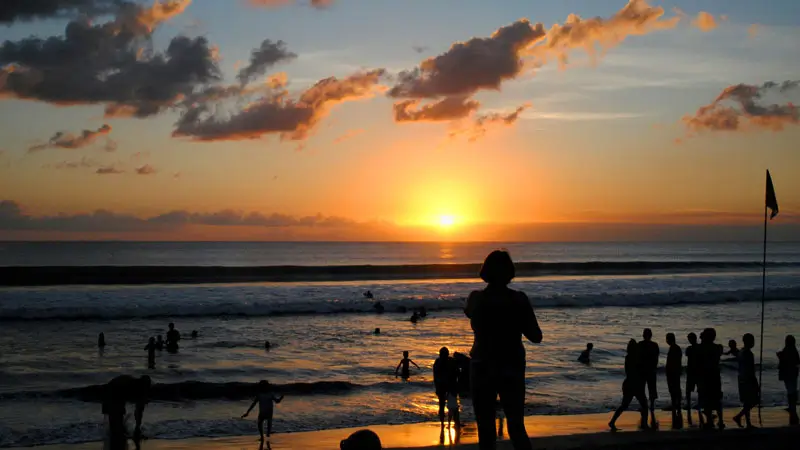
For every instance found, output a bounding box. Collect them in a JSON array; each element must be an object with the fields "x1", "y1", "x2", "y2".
[{"x1": 465, "y1": 250, "x2": 542, "y2": 450}]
